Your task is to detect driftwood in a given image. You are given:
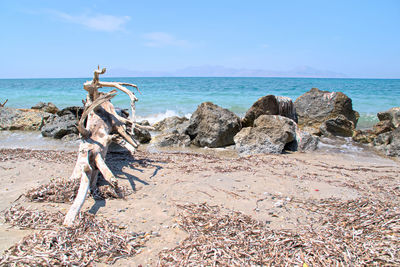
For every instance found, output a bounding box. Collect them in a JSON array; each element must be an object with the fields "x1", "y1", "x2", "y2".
[
  {"x1": 0, "y1": 99, "x2": 8, "y2": 107},
  {"x1": 63, "y1": 67, "x2": 151, "y2": 226}
]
